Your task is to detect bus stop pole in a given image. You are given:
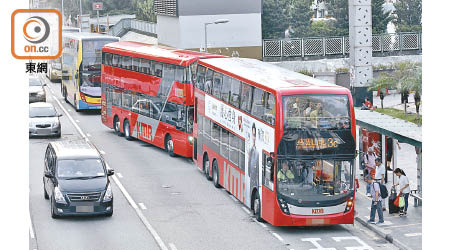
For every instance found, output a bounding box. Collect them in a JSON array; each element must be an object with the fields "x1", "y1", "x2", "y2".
[
  {"x1": 392, "y1": 139, "x2": 399, "y2": 184},
  {"x1": 97, "y1": 10, "x2": 100, "y2": 33}
]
